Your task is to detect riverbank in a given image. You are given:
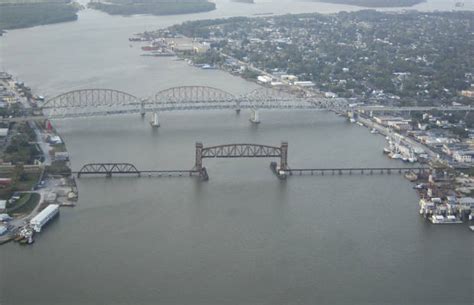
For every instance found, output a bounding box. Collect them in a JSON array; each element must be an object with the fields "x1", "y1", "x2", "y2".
[
  {"x1": 0, "y1": 1, "x2": 80, "y2": 33},
  {"x1": 88, "y1": 0, "x2": 215, "y2": 16},
  {"x1": 312, "y1": 0, "x2": 425, "y2": 7},
  {"x1": 0, "y1": 72, "x2": 77, "y2": 245}
]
